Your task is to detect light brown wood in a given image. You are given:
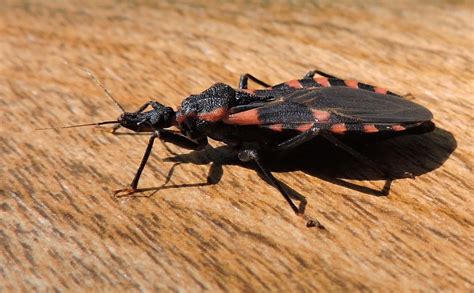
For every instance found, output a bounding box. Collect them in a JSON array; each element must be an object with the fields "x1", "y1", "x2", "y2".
[{"x1": 1, "y1": 0, "x2": 473, "y2": 291}]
